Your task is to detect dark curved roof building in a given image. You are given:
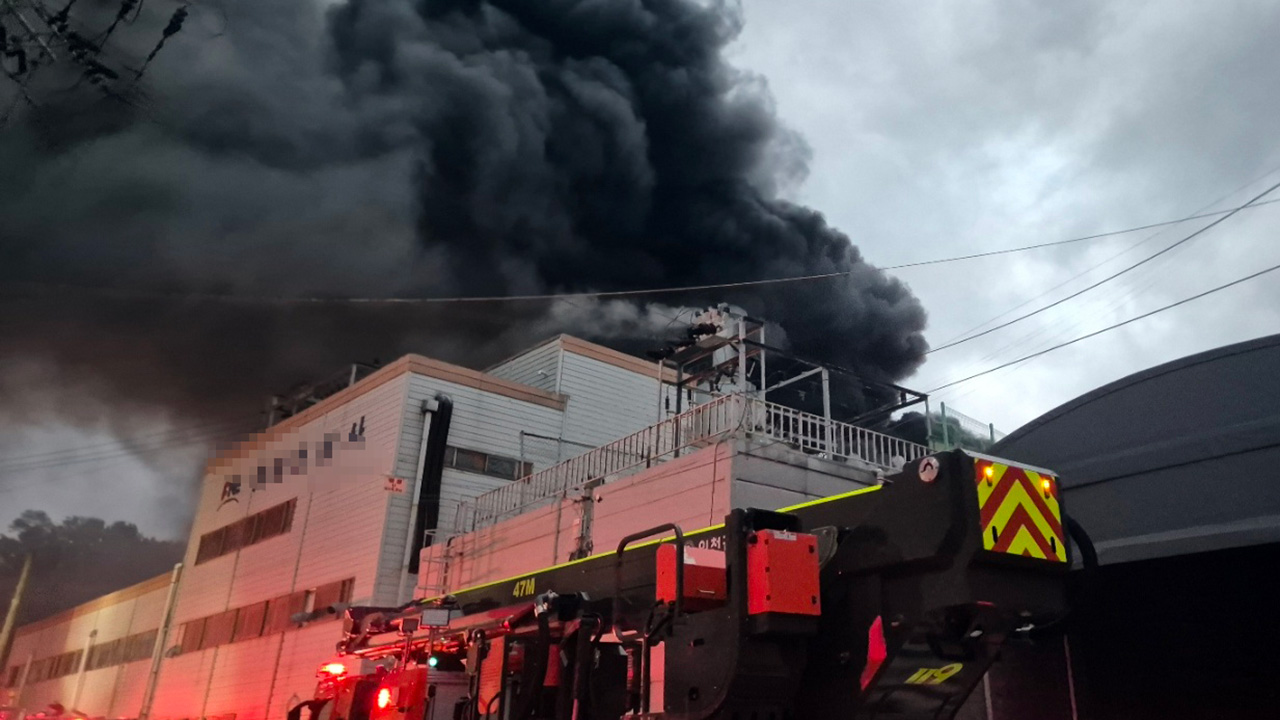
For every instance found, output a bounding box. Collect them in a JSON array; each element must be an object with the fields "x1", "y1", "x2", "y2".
[
  {"x1": 977, "y1": 333, "x2": 1280, "y2": 720},
  {"x1": 993, "y1": 332, "x2": 1280, "y2": 564}
]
